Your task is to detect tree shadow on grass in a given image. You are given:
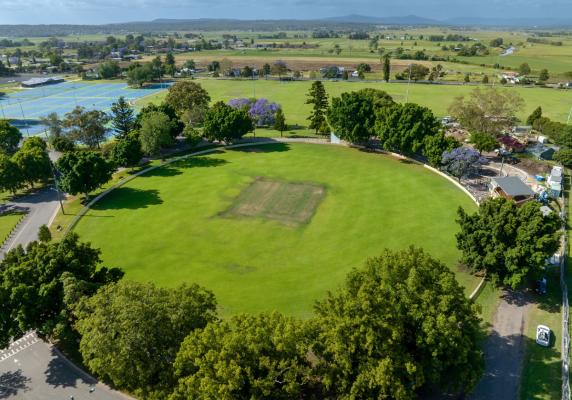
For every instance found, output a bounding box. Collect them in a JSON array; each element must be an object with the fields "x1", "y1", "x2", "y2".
[
  {"x1": 139, "y1": 165, "x2": 183, "y2": 178},
  {"x1": 175, "y1": 156, "x2": 229, "y2": 169},
  {"x1": 0, "y1": 369, "x2": 31, "y2": 398},
  {"x1": 91, "y1": 187, "x2": 162, "y2": 210},
  {"x1": 44, "y1": 347, "x2": 96, "y2": 389},
  {"x1": 229, "y1": 143, "x2": 291, "y2": 153}
]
